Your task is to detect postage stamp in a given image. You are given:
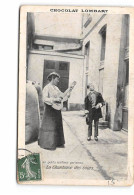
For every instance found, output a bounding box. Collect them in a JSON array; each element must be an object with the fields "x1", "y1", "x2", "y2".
[{"x1": 17, "y1": 153, "x2": 41, "y2": 182}]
